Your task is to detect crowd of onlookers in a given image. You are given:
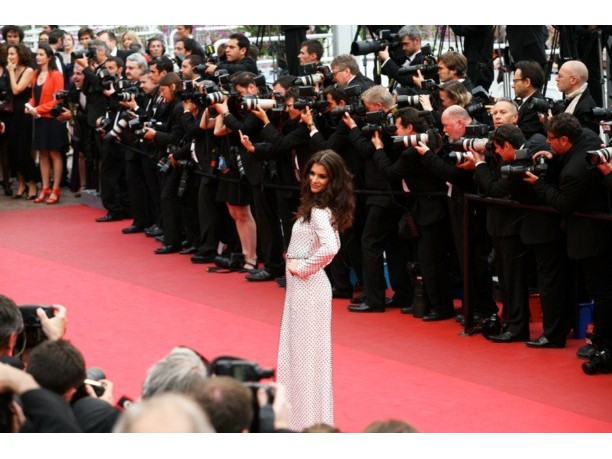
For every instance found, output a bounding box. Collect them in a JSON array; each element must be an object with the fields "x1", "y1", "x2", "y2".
[{"x1": 1, "y1": 24, "x2": 611, "y2": 377}]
